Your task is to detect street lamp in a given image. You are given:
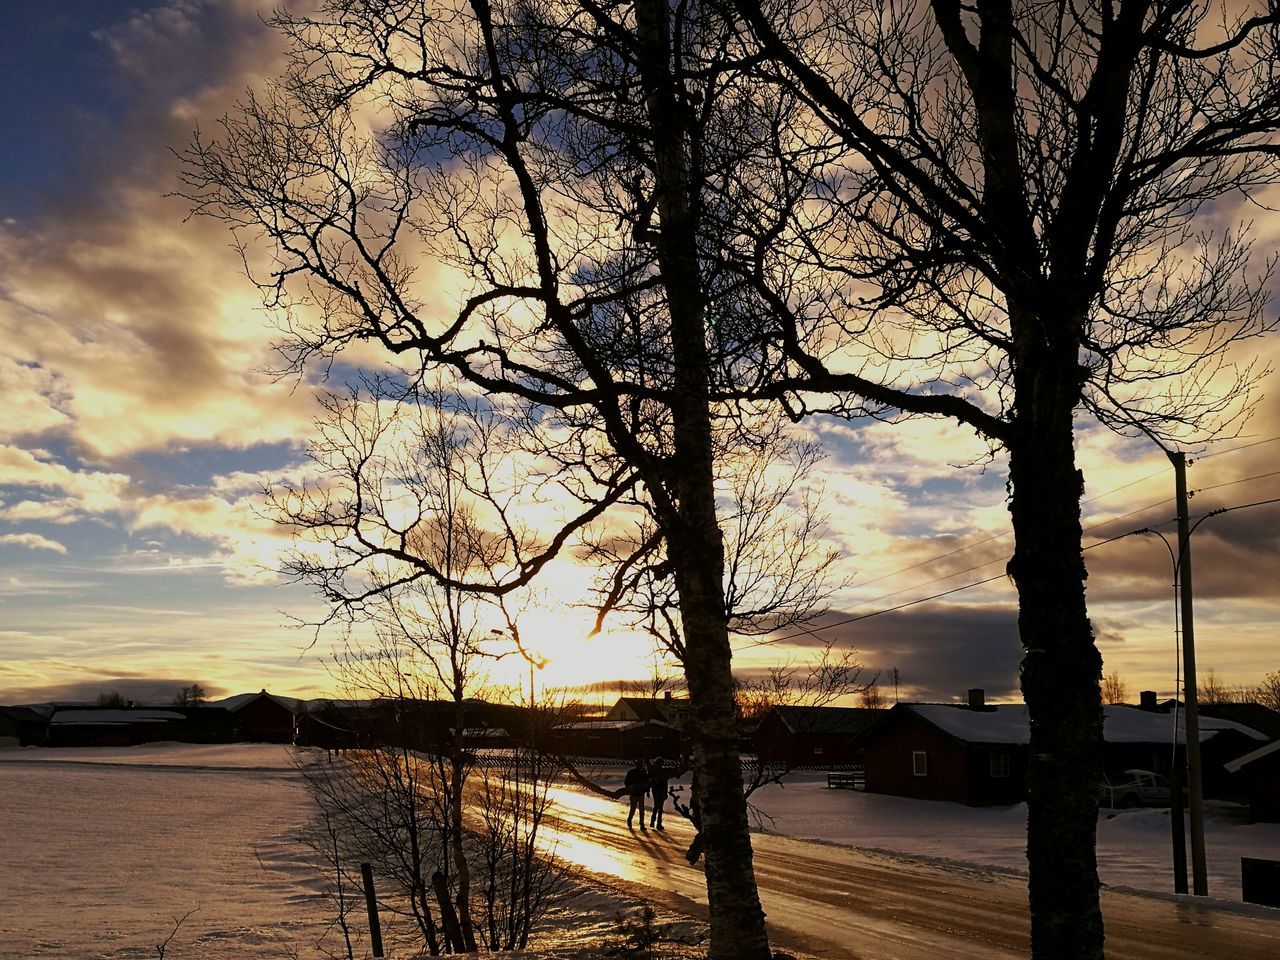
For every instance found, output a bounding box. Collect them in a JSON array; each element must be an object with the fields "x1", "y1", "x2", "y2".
[
  {"x1": 489, "y1": 626, "x2": 549, "y2": 708},
  {"x1": 1131, "y1": 526, "x2": 1188, "y2": 894},
  {"x1": 1128, "y1": 450, "x2": 1226, "y2": 898}
]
